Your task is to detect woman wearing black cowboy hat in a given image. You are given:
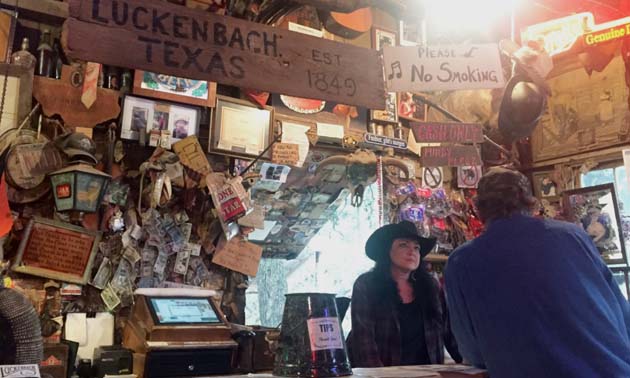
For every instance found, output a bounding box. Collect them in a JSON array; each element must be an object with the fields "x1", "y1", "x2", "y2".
[{"x1": 346, "y1": 221, "x2": 461, "y2": 367}]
